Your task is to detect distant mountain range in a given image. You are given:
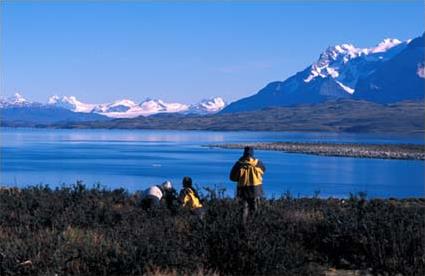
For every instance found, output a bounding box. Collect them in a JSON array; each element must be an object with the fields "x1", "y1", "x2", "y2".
[
  {"x1": 14, "y1": 100, "x2": 422, "y2": 134},
  {"x1": 1, "y1": 106, "x2": 109, "y2": 125},
  {"x1": 47, "y1": 95, "x2": 226, "y2": 117},
  {"x1": 222, "y1": 34, "x2": 425, "y2": 113},
  {"x1": 1, "y1": 34, "x2": 424, "y2": 130},
  {"x1": 0, "y1": 93, "x2": 226, "y2": 123}
]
